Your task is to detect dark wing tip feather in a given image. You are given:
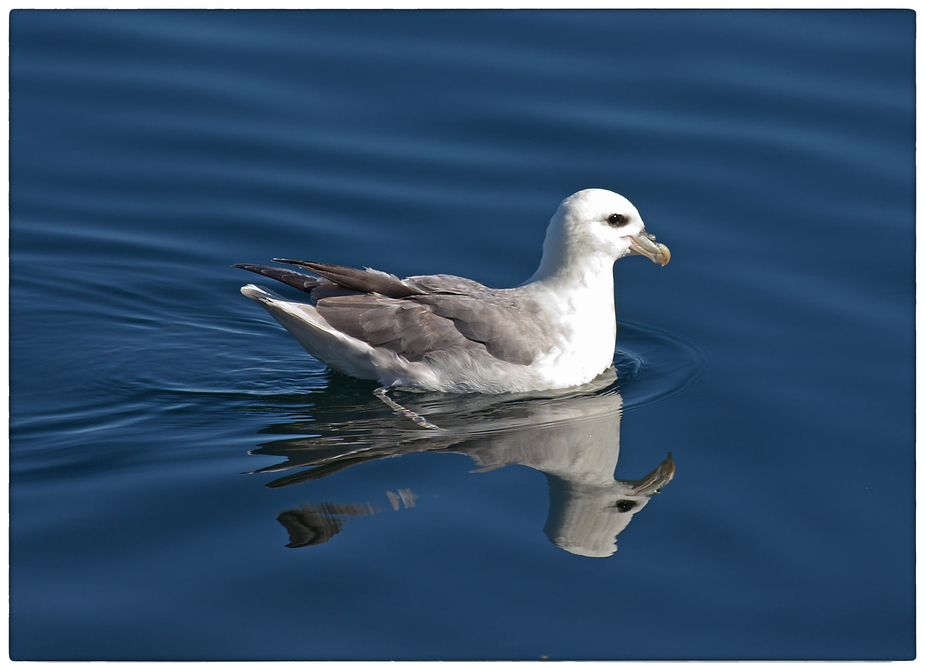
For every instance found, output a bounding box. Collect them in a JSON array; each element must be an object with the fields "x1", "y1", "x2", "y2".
[
  {"x1": 272, "y1": 259, "x2": 424, "y2": 299},
  {"x1": 272, "y1": 258, "x2": 309, "y2": 265},
  {"x1": 234, "y1": 263, "x2": 321, "y2": 295}
]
